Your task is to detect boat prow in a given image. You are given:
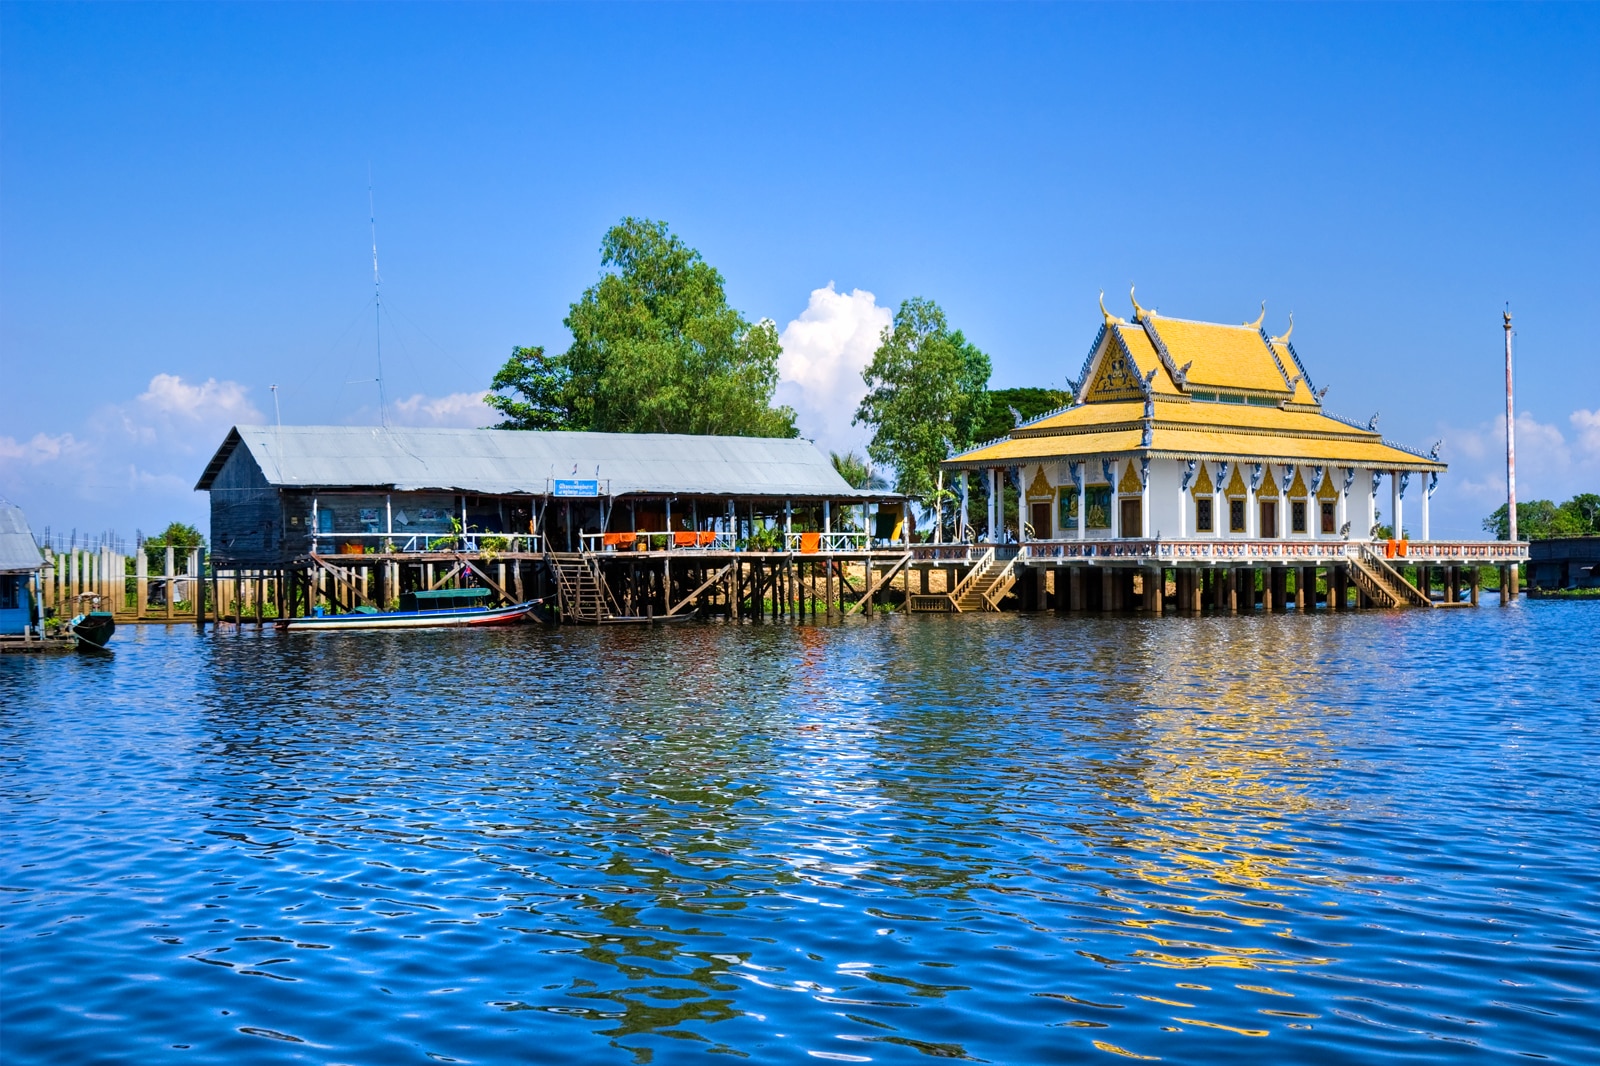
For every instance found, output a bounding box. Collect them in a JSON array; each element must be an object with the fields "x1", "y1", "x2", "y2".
[
  {"x1": 283, "y1": 597, "x2": 544, "y2": 632},
  {"x1": 68, "y1": 611, "x2": 116, "y2": 651}
]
